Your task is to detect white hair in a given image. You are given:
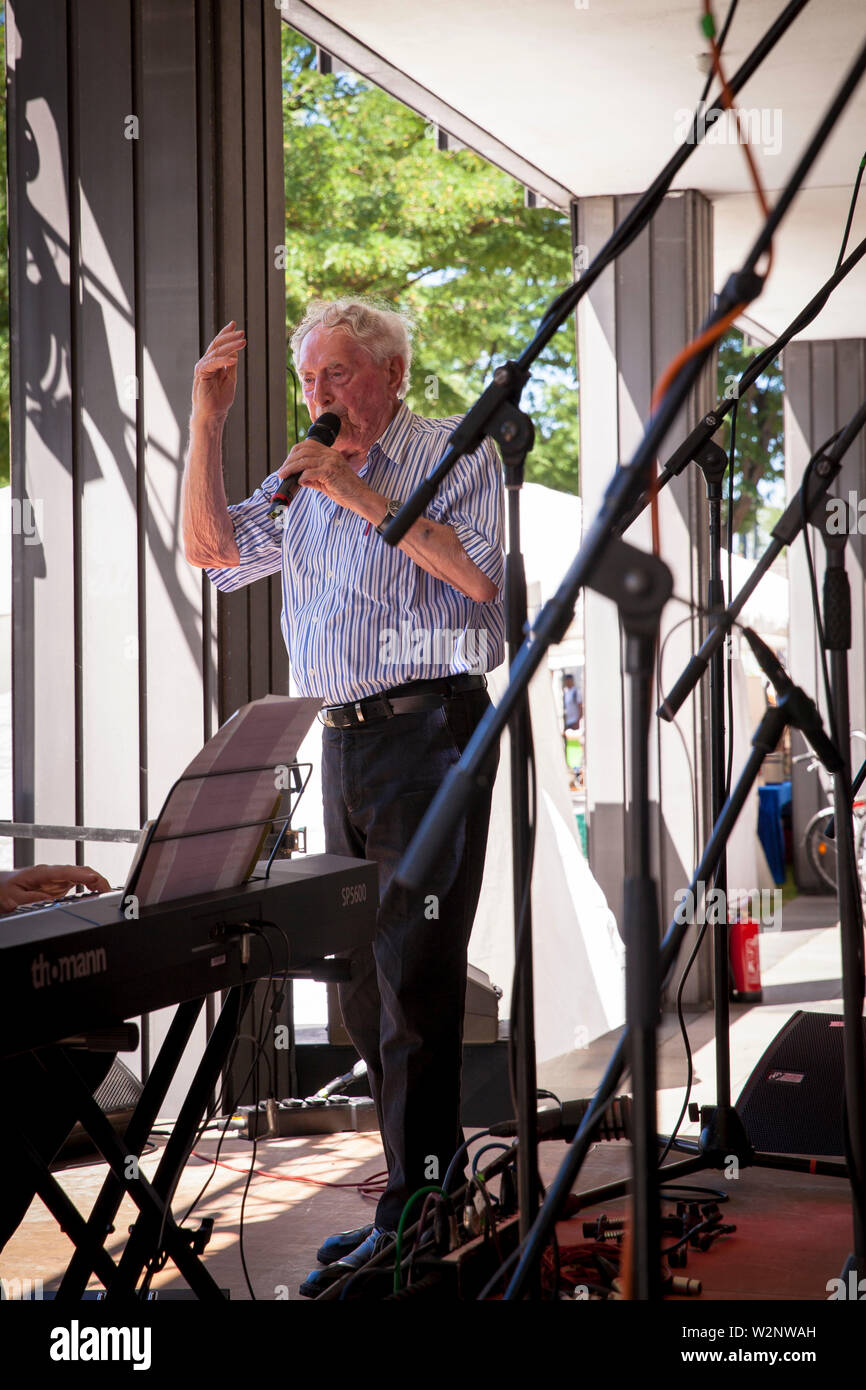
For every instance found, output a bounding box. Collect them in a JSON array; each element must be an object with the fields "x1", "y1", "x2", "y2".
[{"x1": 291, "y1": 297, "x2": 414, "y2": 397}]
